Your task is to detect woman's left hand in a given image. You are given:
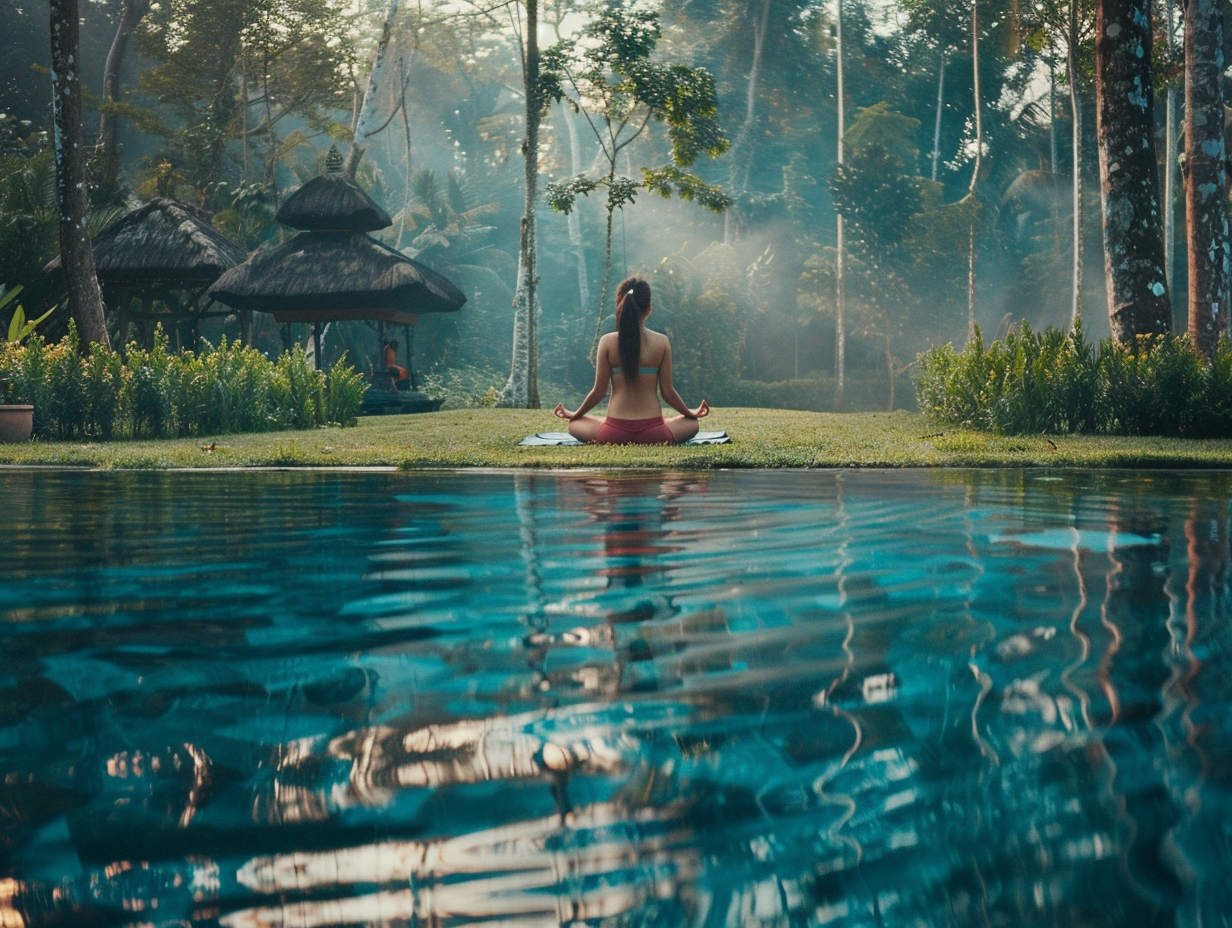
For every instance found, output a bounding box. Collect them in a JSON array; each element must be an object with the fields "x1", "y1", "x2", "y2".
[
  {"x1": 689, "y1": 399, "x2": 710, "y2": 419},
  {"x1": 553, "y1": 403, "x2": 572, "y2": 421}
]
